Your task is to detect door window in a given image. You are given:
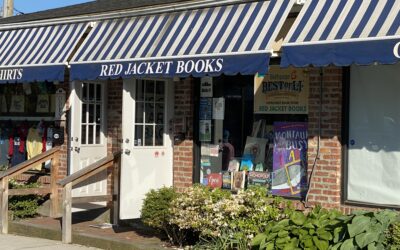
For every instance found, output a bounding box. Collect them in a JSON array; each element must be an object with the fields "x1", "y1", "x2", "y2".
[
  {"x1": 81, "y1": 82, "x2": 103, "y2": 145},
  {"x1": 134, "y1": 80, "x2": 165, "y2": 147}
]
